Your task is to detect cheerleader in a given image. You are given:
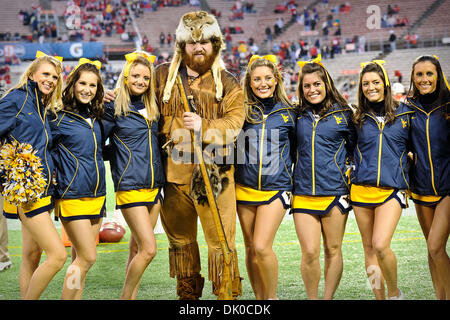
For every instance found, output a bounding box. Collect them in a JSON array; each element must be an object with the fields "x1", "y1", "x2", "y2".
[
  {"x1": 49, "y1": 59, "x2": 105, "y2": 299},
  {"x1": 406, "y1": 55, "x2": 449, "y2": 300},
  {"x1": 0, "y1": 51, "x2": 67, "y2": 299},
  {"x1": 293, "y1": 55, "x2": 356, "y2": 300},
  {"x1": 351, "y1": 60, "x2": 413, "y2": 300},
  {"x1": 102, "y1": 51, "x2": 164, "y2": 299},
  {"x1": 235, "y1": 55, "x2": 295, "y2": 300}
]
